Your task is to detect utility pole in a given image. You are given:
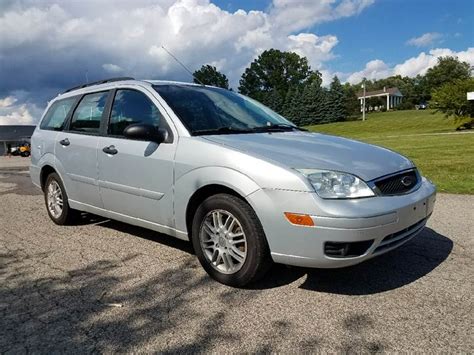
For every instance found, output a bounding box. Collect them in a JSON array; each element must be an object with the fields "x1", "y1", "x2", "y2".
[{"x1": 362, "y1": 81, "x2": 366, "y2": 121}]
